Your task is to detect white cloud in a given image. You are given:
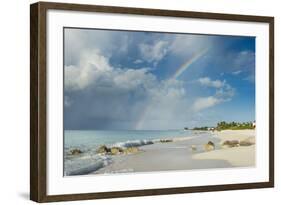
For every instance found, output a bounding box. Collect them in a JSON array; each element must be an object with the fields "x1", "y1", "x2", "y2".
[
  {"x1": 139, "y1": 40, "x2": 169, "y2": 65},
  {"x1": 113, "y1": 68, "x2": 156, "y2": 91},
  {"x1": 193, "y1": 77, "x2": 235, "y2": 111},
  {"x1": 198, "y1": 77, "x2": 225, "y2": 88},
  {"x1": 64, "y1": 49, "x2": 193, "y2": 130},
  {"x1": 64, "y1": 28, "x2": 130, "y2": 66},
  {"x1": 65, "y1": 49, "x2": 113, "y2": 91},
  {"x1": 215, "y1": 84, "x2": 235, "y2": 100},
  {"x1": 65, "y1": 49, "x2": 159, "y2": 92},
  {"x1": 232, "y1": 70, "x2": 242, "y2": 75},
  {"x1": 192, "y1": 96, "x2": 221, "y2": 112},
  {"x1": 133, "y1": 59, "x2": 143, "y2": 64},
  {"x1": 63, "y1": 29, "x2": 252, "y2": 130},
  {"x1": 64, "y1": 48, "x2": 236, "y2": 128}
]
